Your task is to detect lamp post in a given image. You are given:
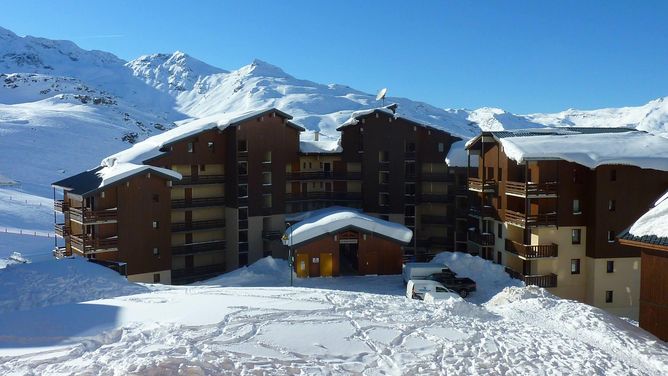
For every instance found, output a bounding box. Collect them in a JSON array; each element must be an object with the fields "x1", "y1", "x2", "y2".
[{"x1": 285, "y1": 222, "x2": 294, "y2": 287}]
